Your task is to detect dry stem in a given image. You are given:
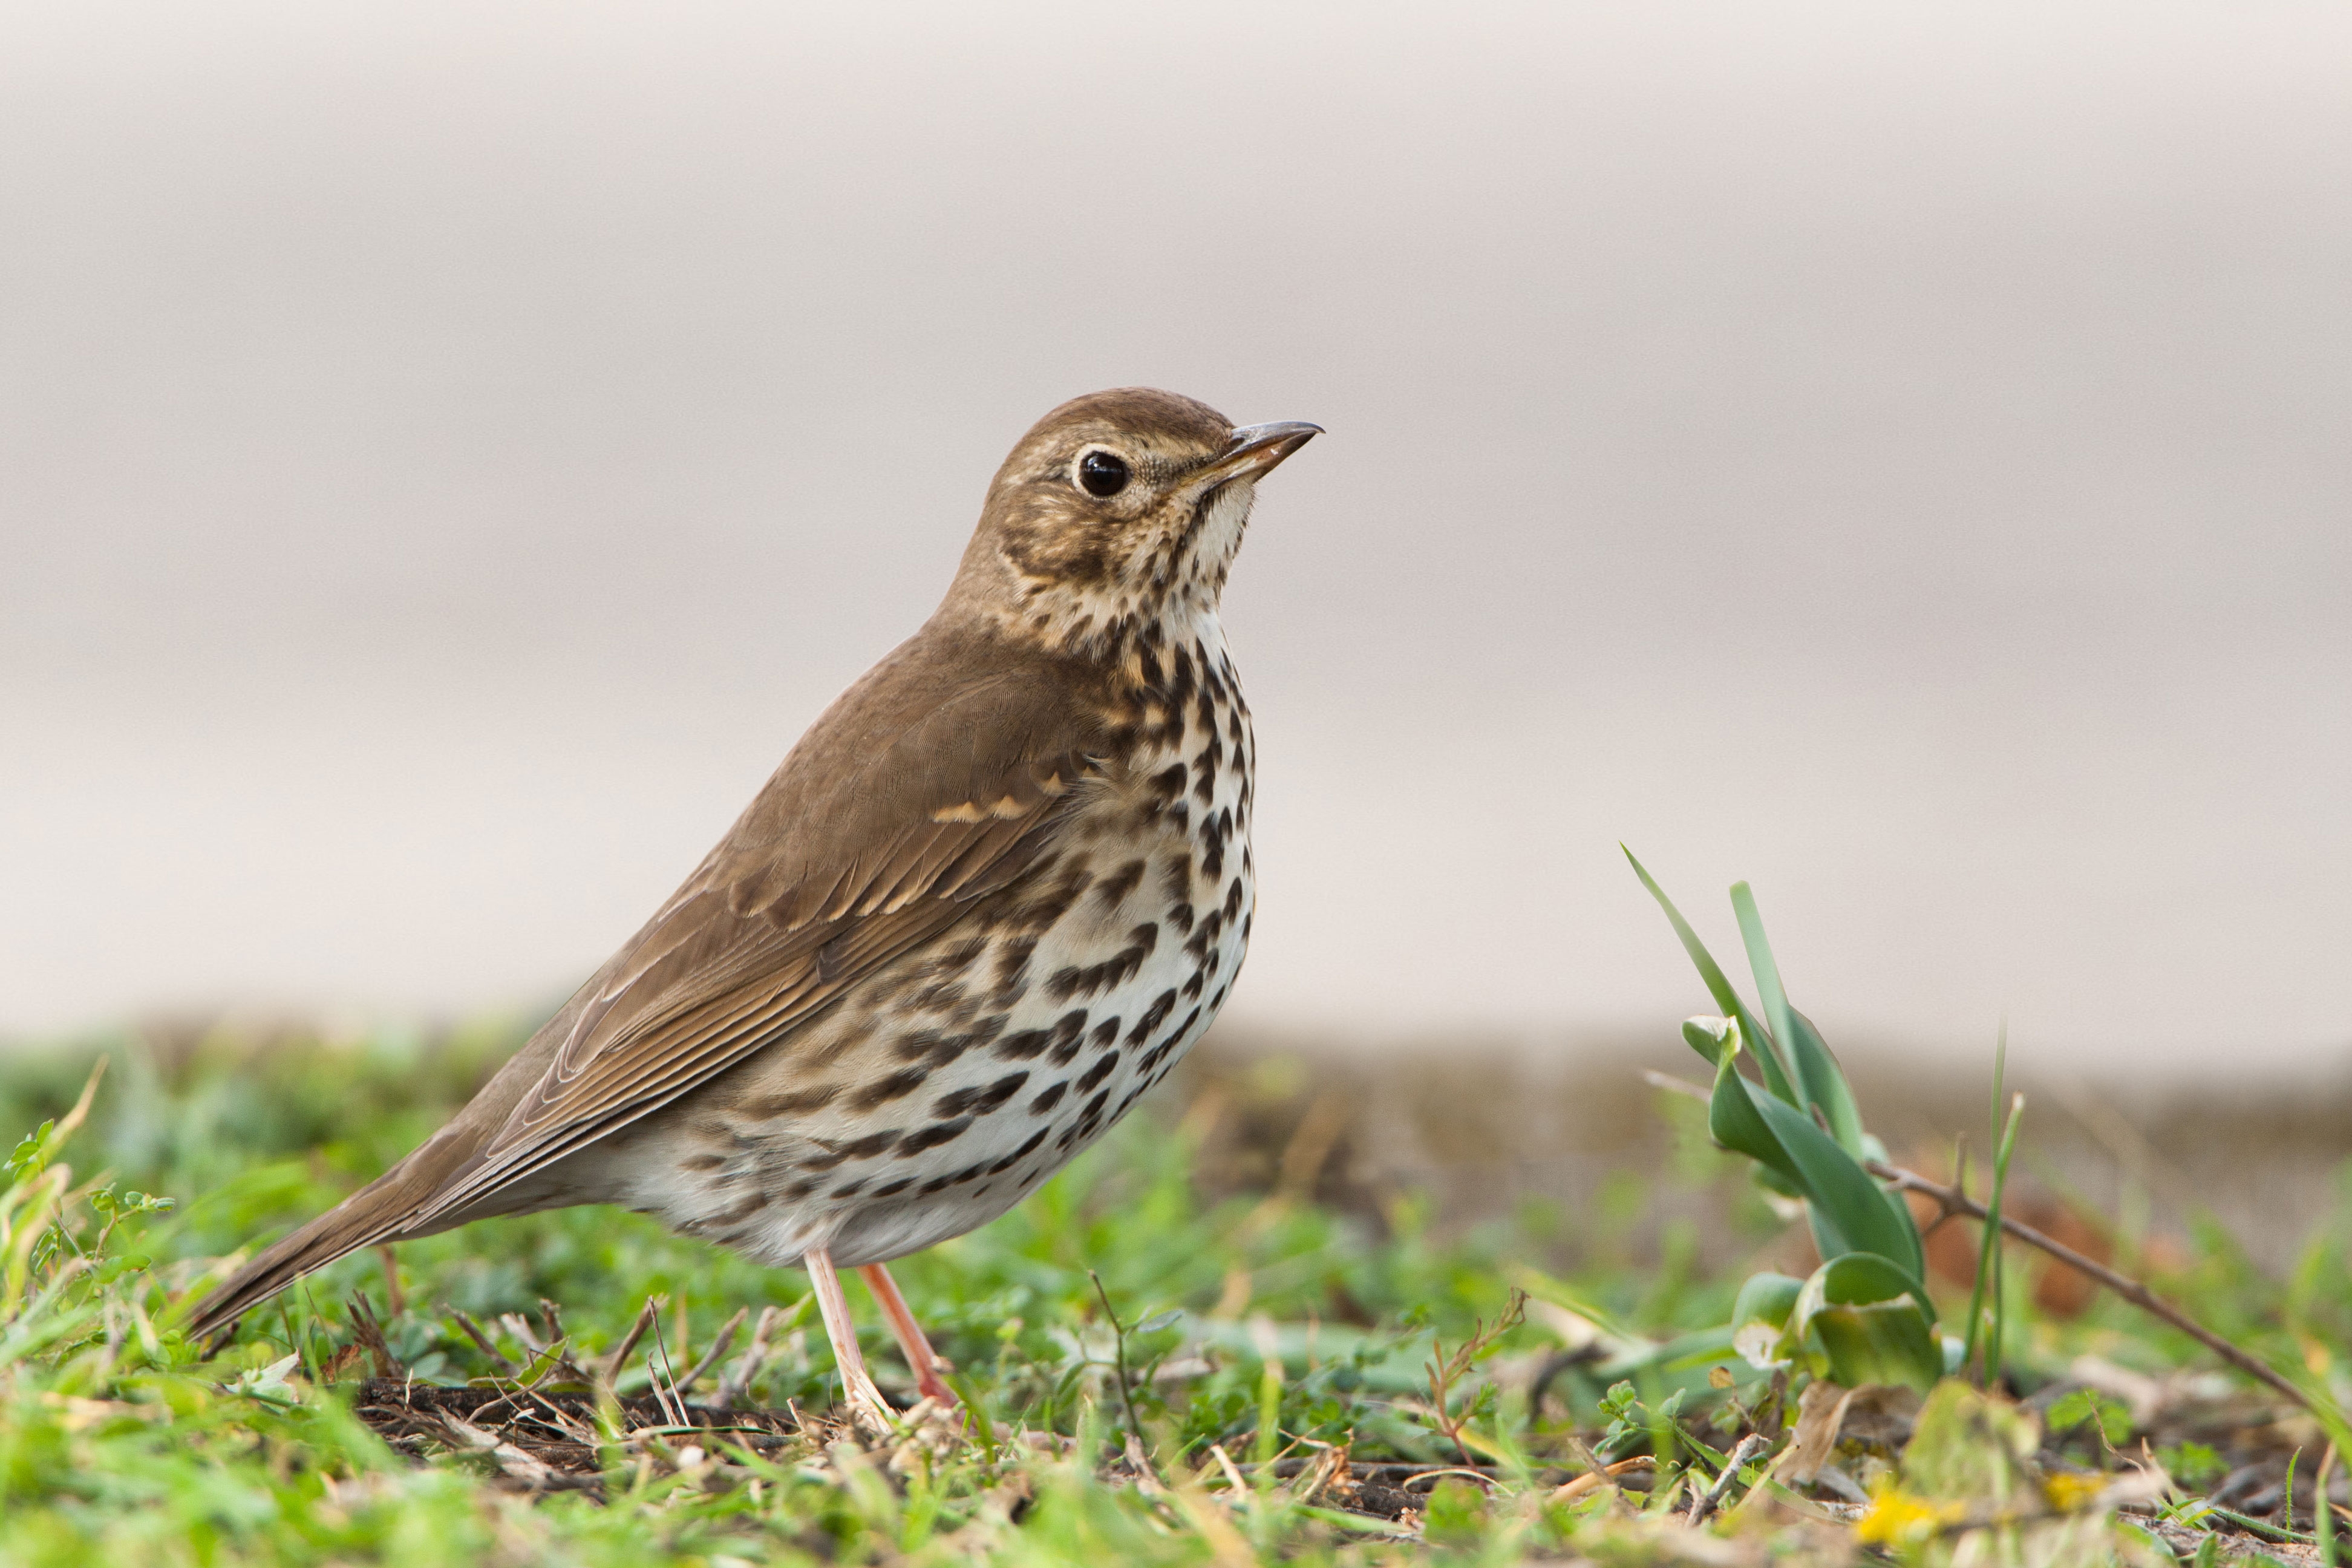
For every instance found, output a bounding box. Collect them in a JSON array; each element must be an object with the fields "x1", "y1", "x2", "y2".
[{"x1": 1867, "y1": 1158, "x2": 2314, "y2": 1413}]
